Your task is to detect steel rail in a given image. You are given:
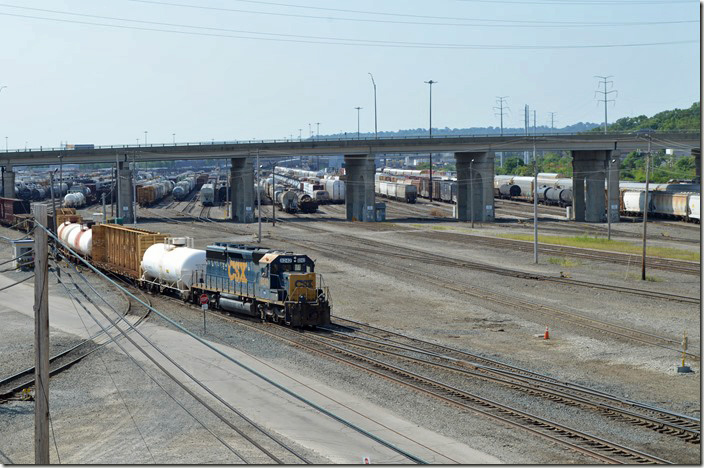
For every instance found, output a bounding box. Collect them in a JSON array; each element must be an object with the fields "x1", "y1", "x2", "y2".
[
  {"x1": 241, "y1": 321, "x2": 671, "y2": 464},
  {"x1": 332, "y1": 316, "x2": 701, "y2": 427},
  {"x1": 286, "y1": 237, "x2": 699, "y2": 359},
  {"x1": 316, "y1": 327, "x2": 700, "y2": 443}
]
